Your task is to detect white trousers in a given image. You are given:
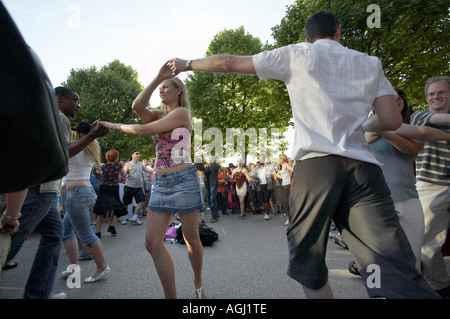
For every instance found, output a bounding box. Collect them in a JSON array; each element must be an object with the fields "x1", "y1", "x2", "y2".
[
  {"x1": 395, "y1": 197, "x2": 424, "y2": 272},
  {"x1": 416, "y1": 180, "x2": 450, "y2": 290}
]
